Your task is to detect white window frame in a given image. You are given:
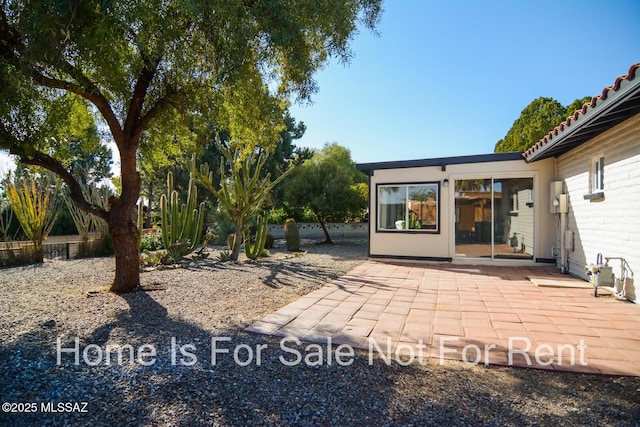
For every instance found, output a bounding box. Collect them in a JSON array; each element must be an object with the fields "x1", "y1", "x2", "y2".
[
  {"x1": 592, "y1": 156, "x2": 605, "y2": 192},
  {"x1": 376, "y1": 182, "x2": 440, "y2": 233},
  {"x1": 510, "y1": 191, "x2": 519, "y2": 213}
]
